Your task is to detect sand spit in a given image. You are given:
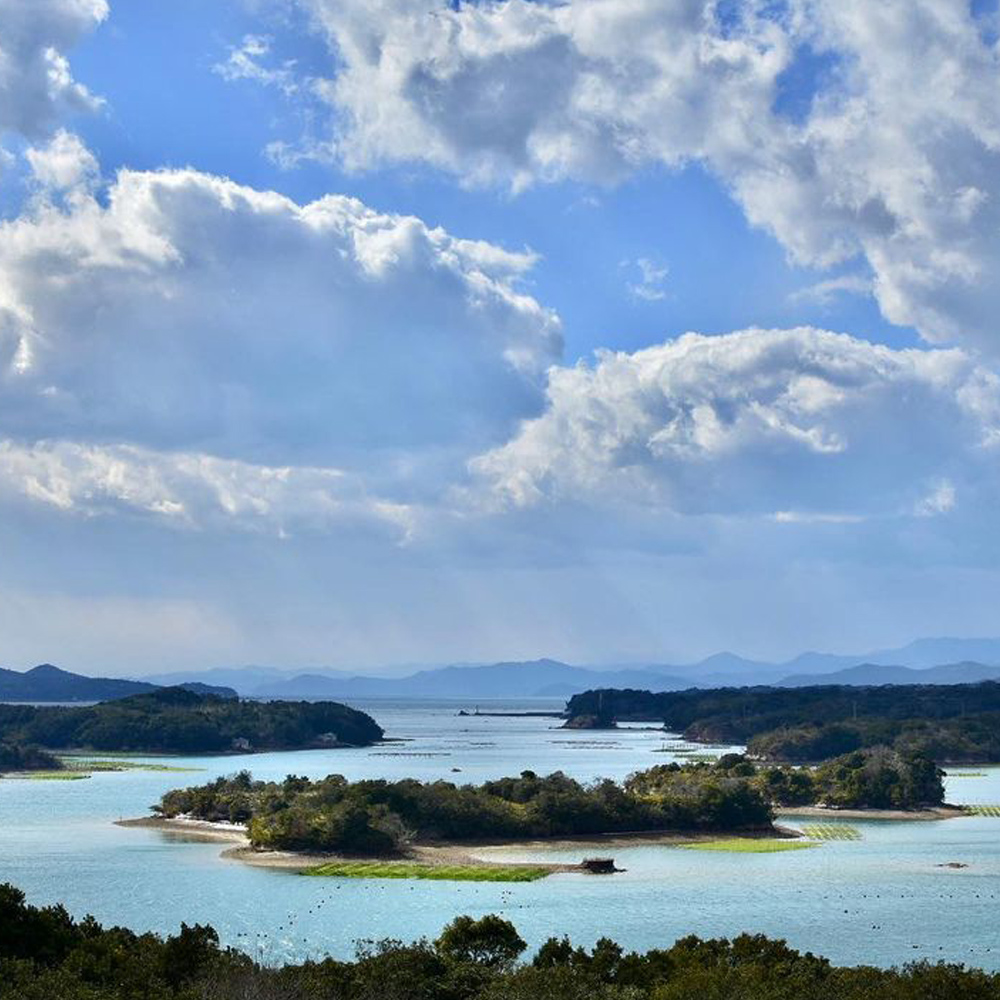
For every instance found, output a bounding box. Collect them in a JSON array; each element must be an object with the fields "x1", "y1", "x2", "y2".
[
  {"x1": 776, "y1": 805, "x2": 965, "y2": 821},
  {"x1": 117, "y1": 817, "x2": 808, "y2": 873}
]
